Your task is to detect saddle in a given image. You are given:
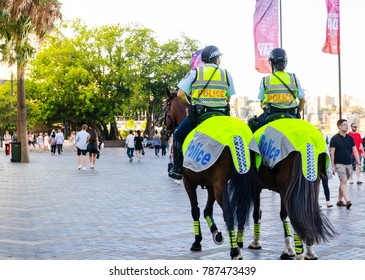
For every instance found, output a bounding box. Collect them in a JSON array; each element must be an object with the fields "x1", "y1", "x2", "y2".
[
  {"x1": 248, "y1": 109, "x2": 298, "y2": 133},
  {"x1": 189, "y1": 104, "x2": 229, "y2": 125}
]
